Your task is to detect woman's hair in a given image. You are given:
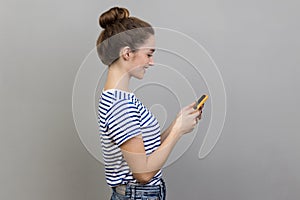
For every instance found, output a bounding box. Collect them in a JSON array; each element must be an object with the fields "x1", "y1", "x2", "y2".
[{"x1": 96, "y1": 7, "x2": 154, "y2": 66}]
